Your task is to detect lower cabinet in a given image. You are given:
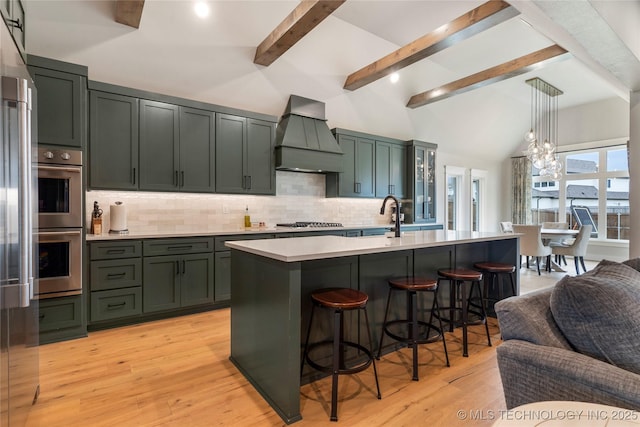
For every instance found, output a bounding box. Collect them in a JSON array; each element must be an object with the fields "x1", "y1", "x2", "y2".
[
  {"x1": 91, "y1": 288, "x2": 142, "y2": 322},
  {"x1": 214, "y1": 251, "x2": 231, "y2": 302},
  {"x1": 142, "y1": 253, "x2": 214, "y2": 312},
  {"x1": 39, "y1": 295, "x2": 86, "y2": 344}
]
